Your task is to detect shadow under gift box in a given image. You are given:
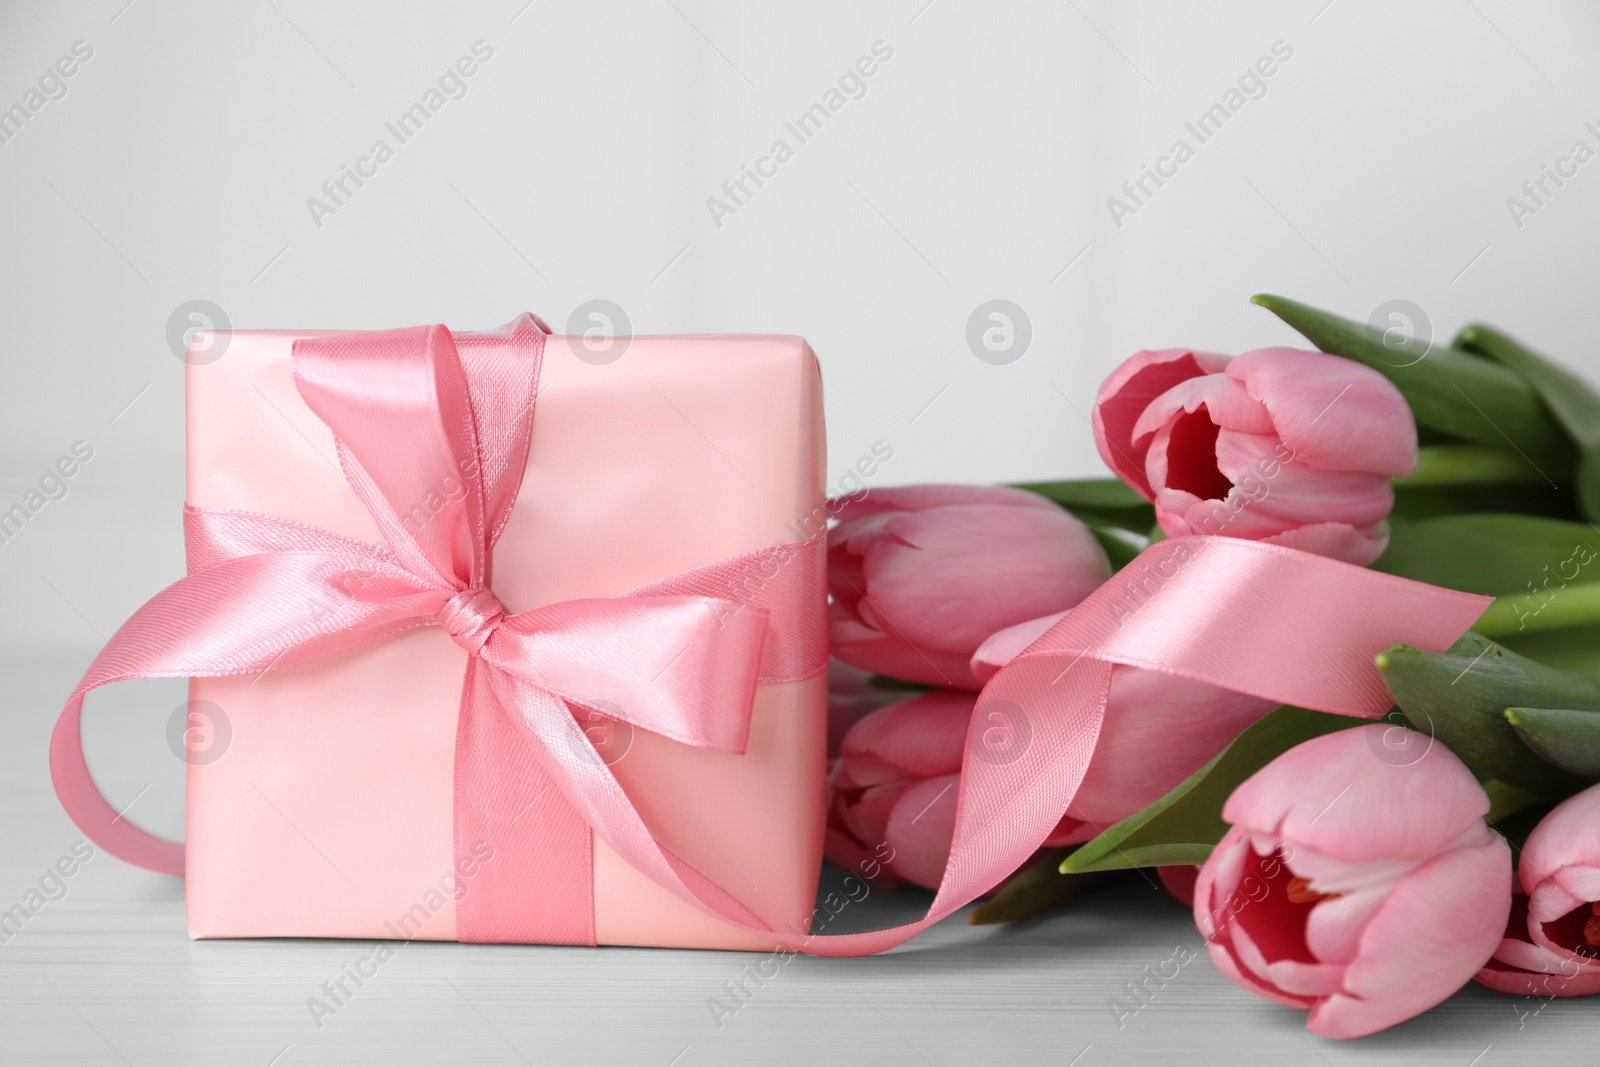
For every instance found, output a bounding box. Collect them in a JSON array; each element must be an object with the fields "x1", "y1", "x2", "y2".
[{"x1": 183, "y1": 328, "x2": 828, "y2": 949}]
